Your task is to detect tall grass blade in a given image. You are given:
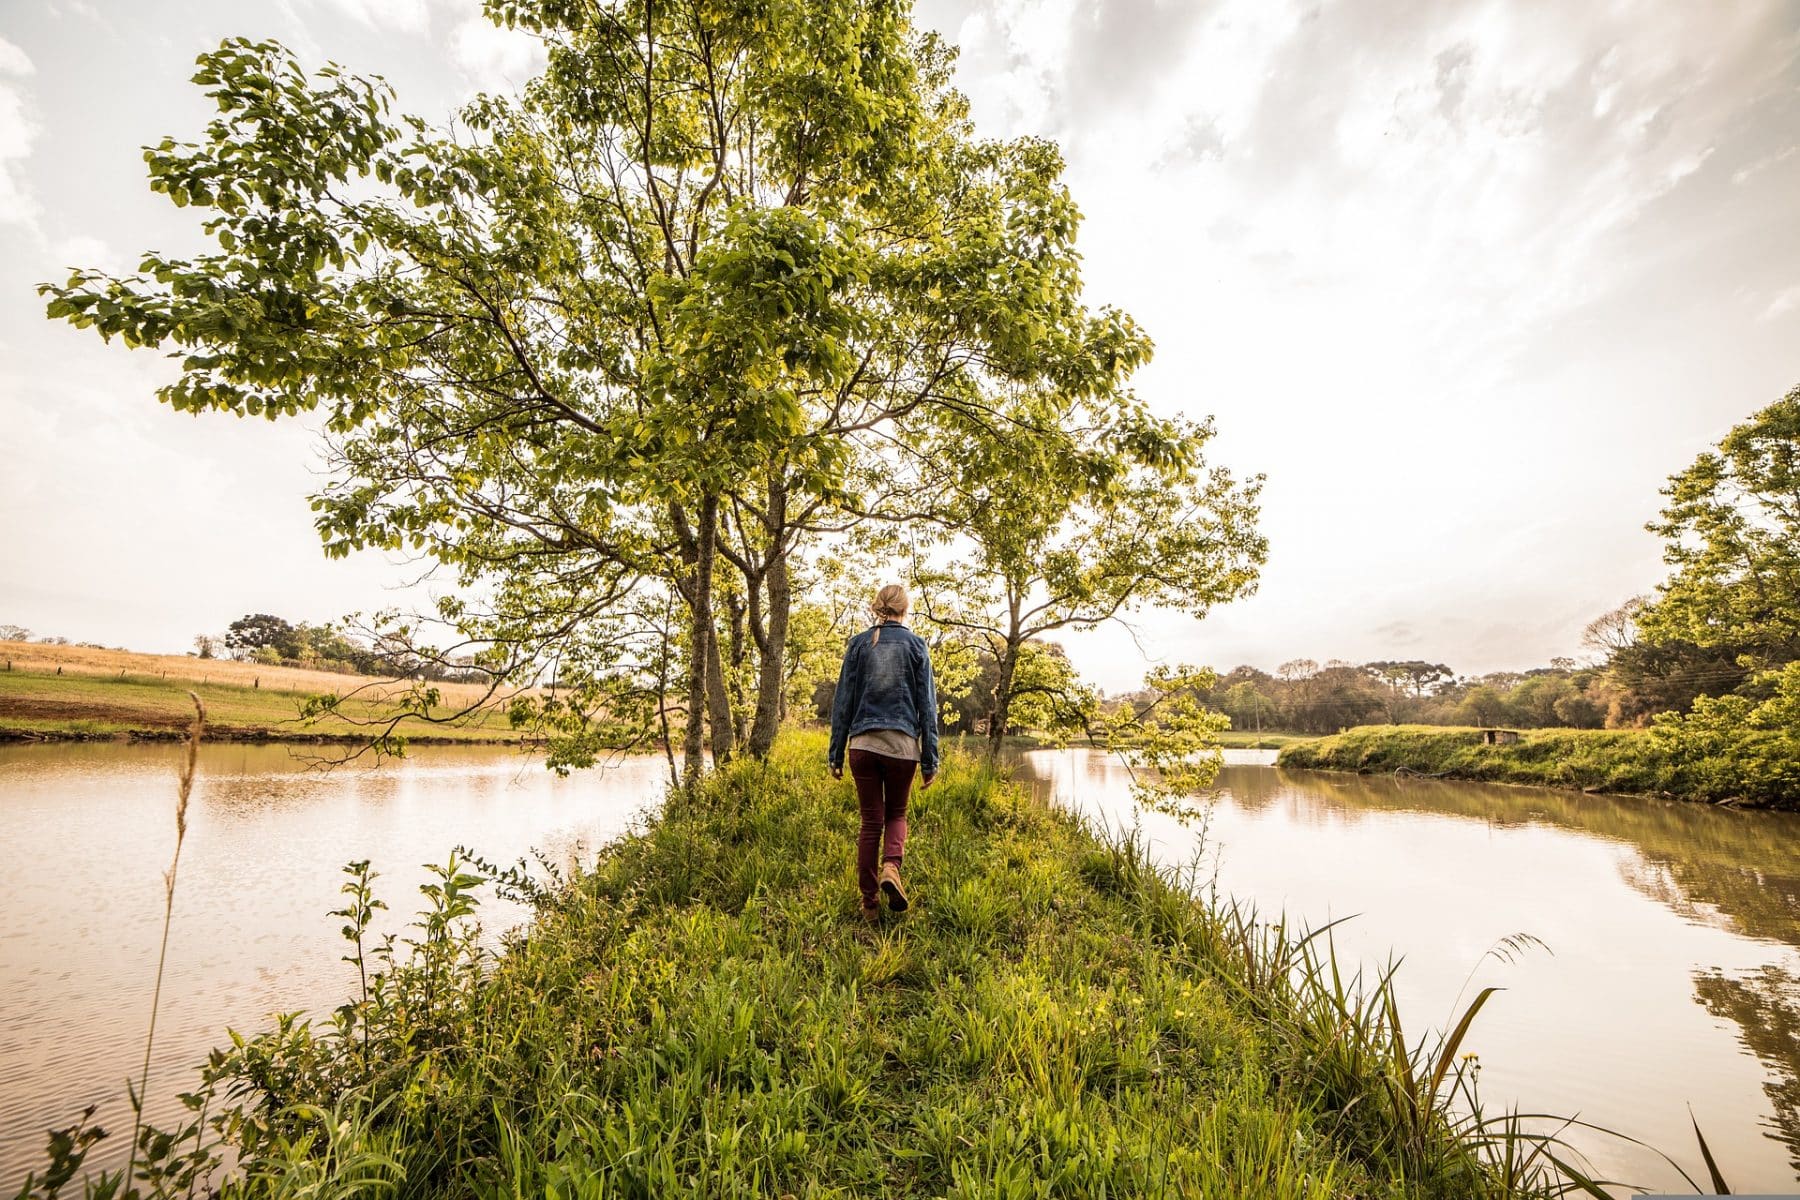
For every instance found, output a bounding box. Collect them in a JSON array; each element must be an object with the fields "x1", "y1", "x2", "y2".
[
  {"x1": 1690, "y1": 1109, "x2": 1731, "y2": 1194},
  {"x1": 1428, "y1": 985, "x2": 1501, "y2": 1100}
]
